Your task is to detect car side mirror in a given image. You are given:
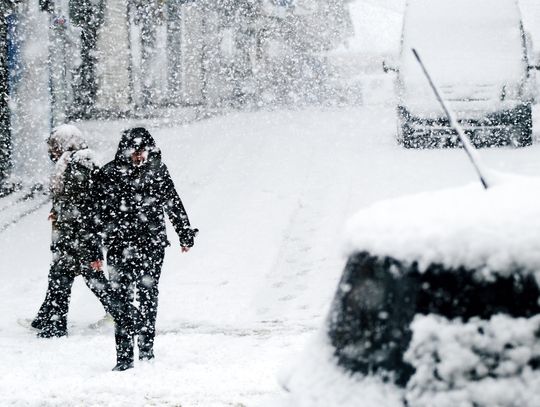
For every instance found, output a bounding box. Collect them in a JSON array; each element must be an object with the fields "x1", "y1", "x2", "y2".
[{"x1": 383, "y1": 61, "x2": 399, "y2": 74}]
